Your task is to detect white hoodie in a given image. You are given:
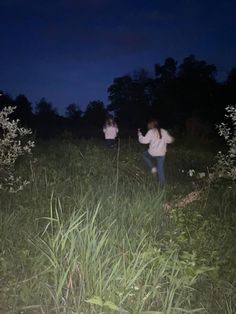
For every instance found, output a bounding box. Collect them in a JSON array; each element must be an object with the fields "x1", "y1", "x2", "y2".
[
  {"x1": 138, "y1": 128, "x2": 174, "y2": 156},
  {"x1": 103, "y1": 125, "x2": 119, "y2": 139}
]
